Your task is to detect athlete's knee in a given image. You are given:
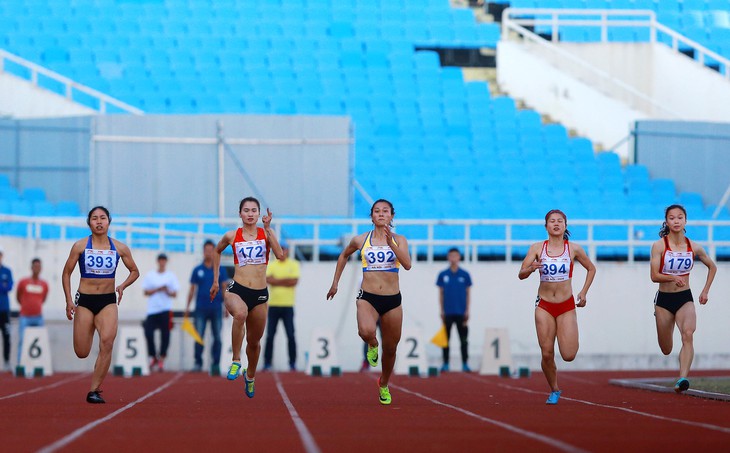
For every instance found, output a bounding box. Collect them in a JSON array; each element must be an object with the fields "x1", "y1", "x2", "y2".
[
  {"x1": 541, "y1": 349, "x2": 555, "y2": 362},
  {"x1": 381, "y1": 342, "x2": 398, "y2": 356},
  {"x1": 561, "y1": 351, "x2": 577, "y2": 362},
  {"x1": 680, "y1": 327, "x2": 695, "y2": 343},
  {"x1": 358, "y1": 326, "x2": 377, "y2": 342}
]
